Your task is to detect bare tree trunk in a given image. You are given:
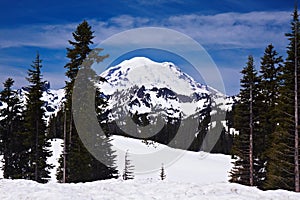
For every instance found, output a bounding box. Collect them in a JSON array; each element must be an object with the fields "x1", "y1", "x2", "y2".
[
  {"x1": 295, "y1": 20, "x2": 300, "y2": 193},
  {"x1": 35, "y1": 117, "x2": 38, "y2": 181},
  {"x1": 249, "y1": 84, "x2": 254, "y2": 186},
  {"x1": 69, "y1": 111, "x2": 72, "y2": 146},
  {"x1": 63, "y1": 106, "x2": 67, "y2": 183}
]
